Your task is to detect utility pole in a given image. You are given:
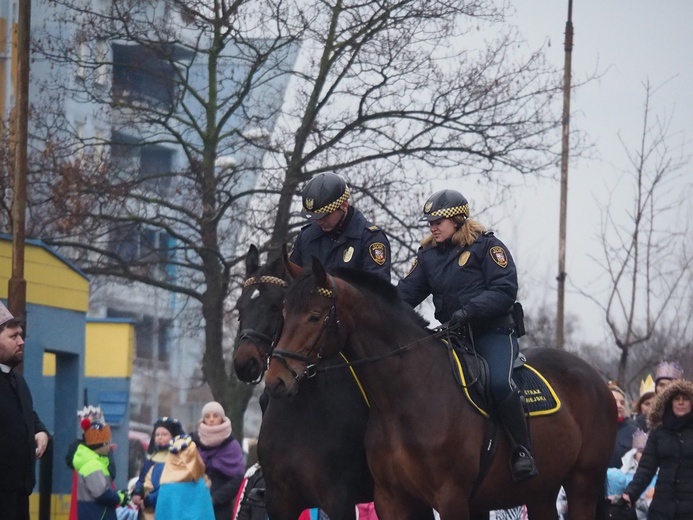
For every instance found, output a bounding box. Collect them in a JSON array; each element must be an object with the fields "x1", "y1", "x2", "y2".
[
  {"x1": 556, "y1": 0, "x2": 573, "y2": 350},
  {"x1": 8, "y1": 0, "x2": 31, "y2": 322}
]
